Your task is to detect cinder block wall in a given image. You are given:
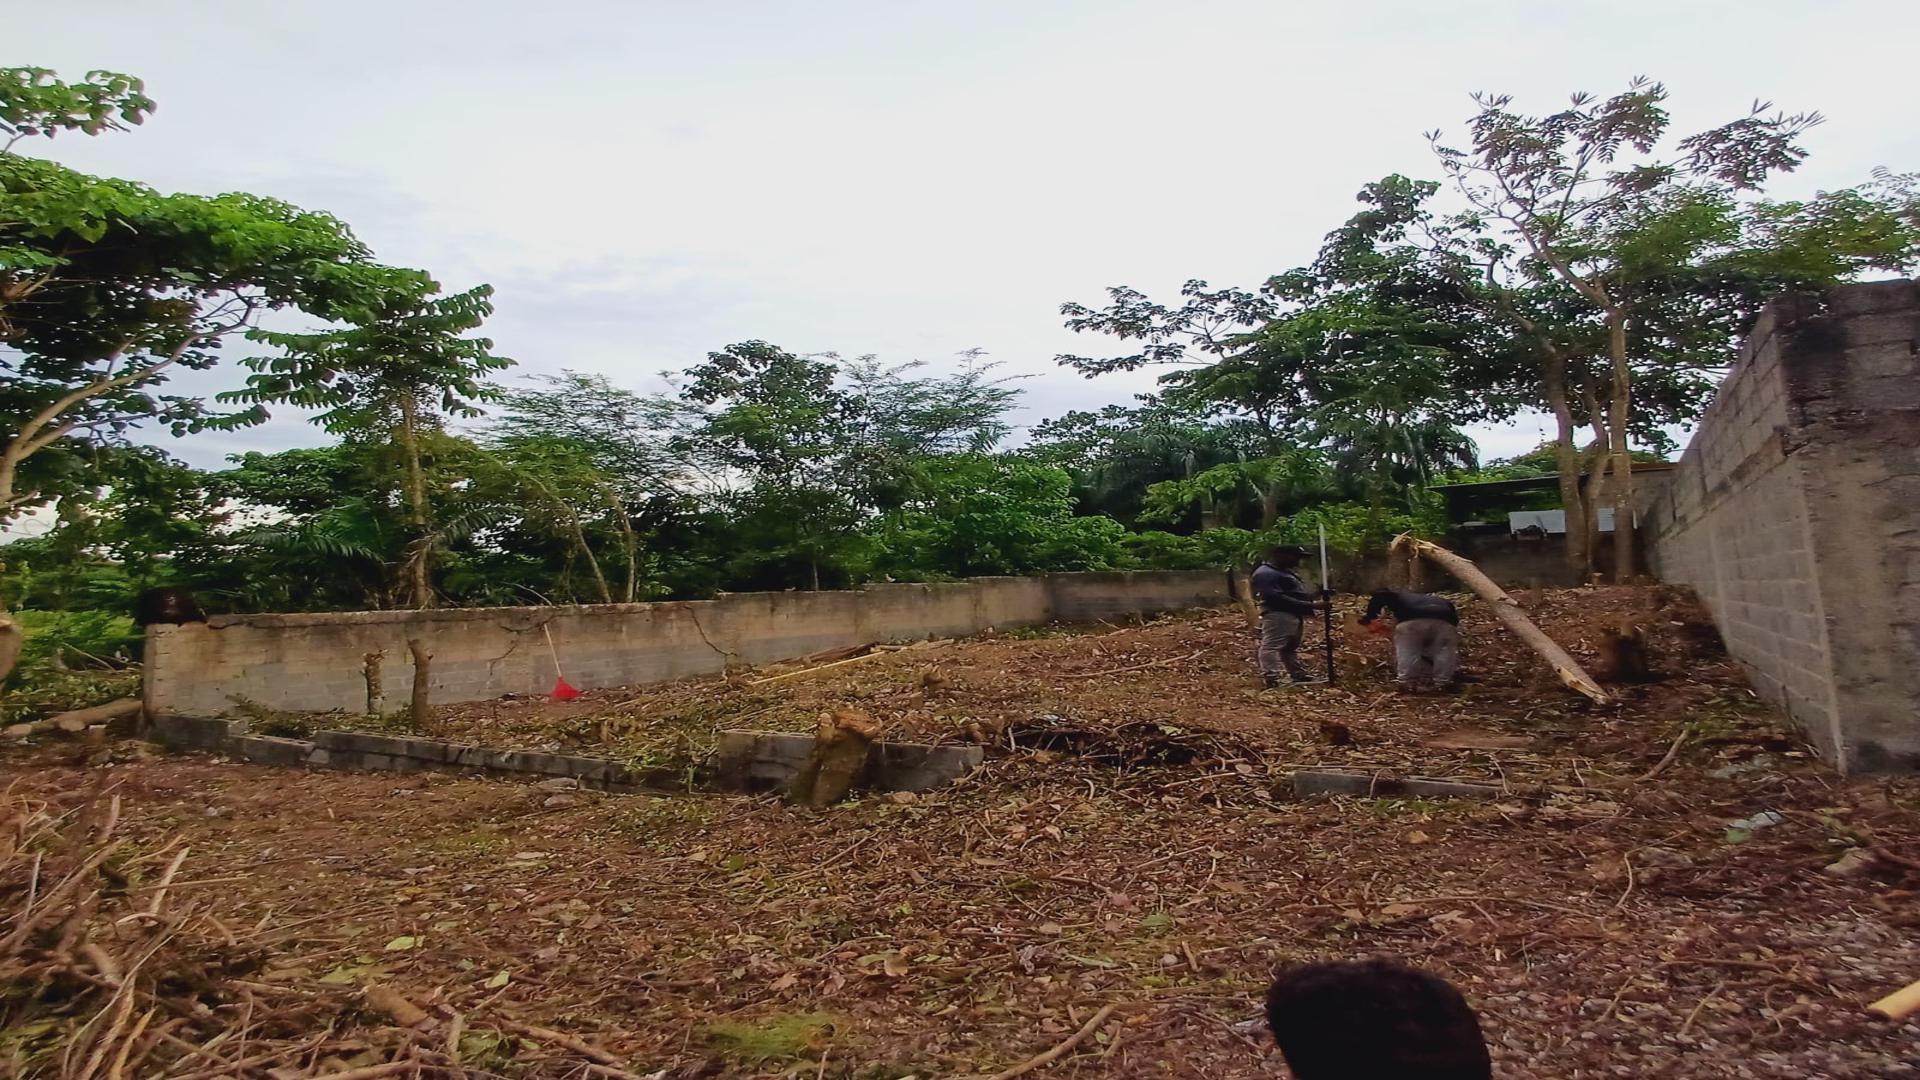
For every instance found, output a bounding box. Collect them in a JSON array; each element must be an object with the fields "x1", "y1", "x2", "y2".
[
  {"x1": 146, "y1": 571, "x2": 1228, "y2": 719},
  {"x1": 1642, "y1": 280, "x2": 1920, "y2": 771}
]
